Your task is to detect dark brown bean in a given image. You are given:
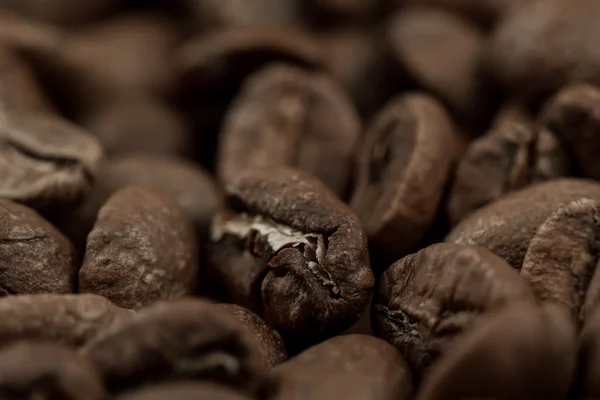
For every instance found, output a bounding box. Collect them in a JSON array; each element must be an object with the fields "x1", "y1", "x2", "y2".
[
  {"x1": 351, "y1": 93, "x2": 458, "y2": 262},
  {"x1": 448, "y1": 105, "x2": 568, "y2": 225},
  {"x1": 0, "y1": 294, "x2": 132, "y2": 348},
  {"x1": 208, "y1": 167, "x2": 374, "y2": 347},
  {"x1": 373, "y1": 243, "x2": 535, "y2": 375},
  {"x1": 81, "y1": 299, "x2": 263, "y2": 394},
  {"x1": 0, "y1": 341, "x2": 104, "y2": 400},
  {"x1": 487, "y1": 0, "x2": 600, "y2": 102},
  {"x1": 262, "y1": 334, "x2": 413, "y2": 400},
  {"x1": 218, "y1": 63, "x2": 360, "y2": 197},
  {"x1": 387, "y1": 7, "x2": 491, "y2": 124},
  {"x1": 521, "y1": 198, "x2": 600, "y2": 323},
  {"x1": 219, "y1": 304, "x2": 287, "y2": 370},
  {"x1": 0, "y1": 0, "x2": 123, "y2": 23},
  {"x1": 0, "y1": 112, "x2": 103, "y2": 211},
  {"x1": 580, "y1": 307, "x2": 600, "y2": 398},
  {"x1": 446, "y1": 179, "x2": 600, "y2": 268},
  {"x1": 416, "y1": 302, "x2": 577, "y2": 400},
  {"x1": 0, "y1": 200, "x2": 77, "y2": 295},
  {"x1": 79, "y1": 186, "x2": 198, "y2": 310},
  {"x1": 116, "y1": 382, "x2": 252, "y2": 400},
  {"x1": 540, "y1": 82, "x2": 600, "y2": 180}
]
